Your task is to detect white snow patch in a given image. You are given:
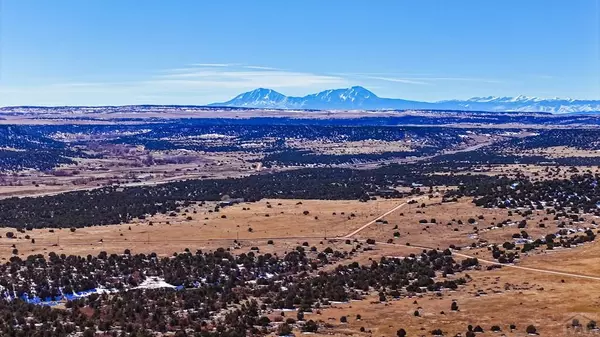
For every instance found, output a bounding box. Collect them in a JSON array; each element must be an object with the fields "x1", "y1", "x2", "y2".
[{"x1": 134, "y1": 277, "x2": 176, "y2": 290}]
